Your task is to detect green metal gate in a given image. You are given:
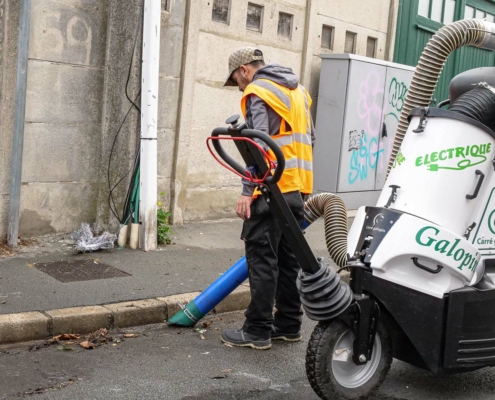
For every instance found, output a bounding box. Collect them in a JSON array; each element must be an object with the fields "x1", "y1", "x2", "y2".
[{"x1": 394, "y1": 0, "x2": 495, "y2": 102}]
